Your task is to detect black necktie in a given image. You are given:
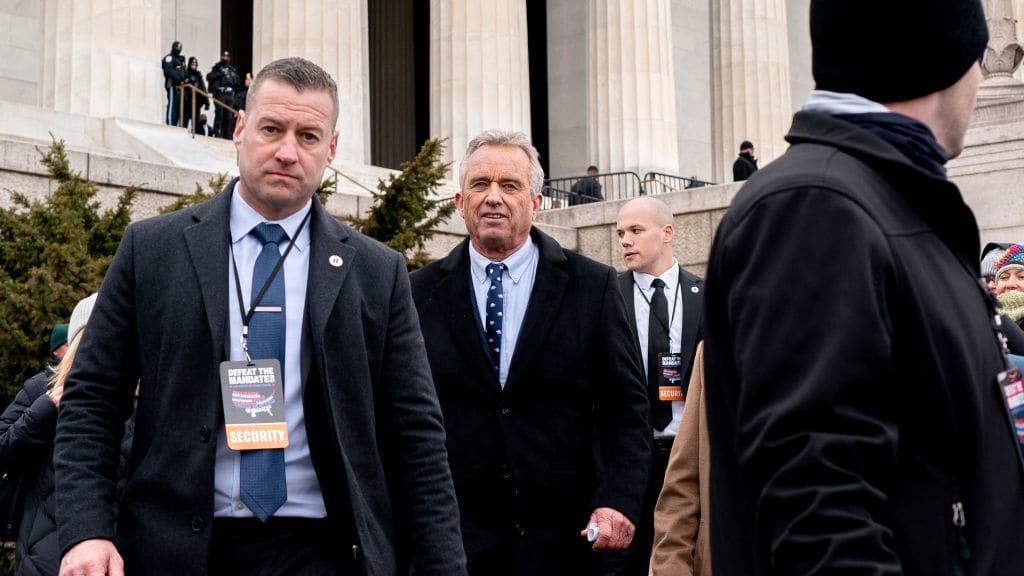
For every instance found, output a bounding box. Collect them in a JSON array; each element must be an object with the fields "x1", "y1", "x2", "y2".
[{"x1": 648, "y1": 279, "x2": 672, "y2": 430}]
